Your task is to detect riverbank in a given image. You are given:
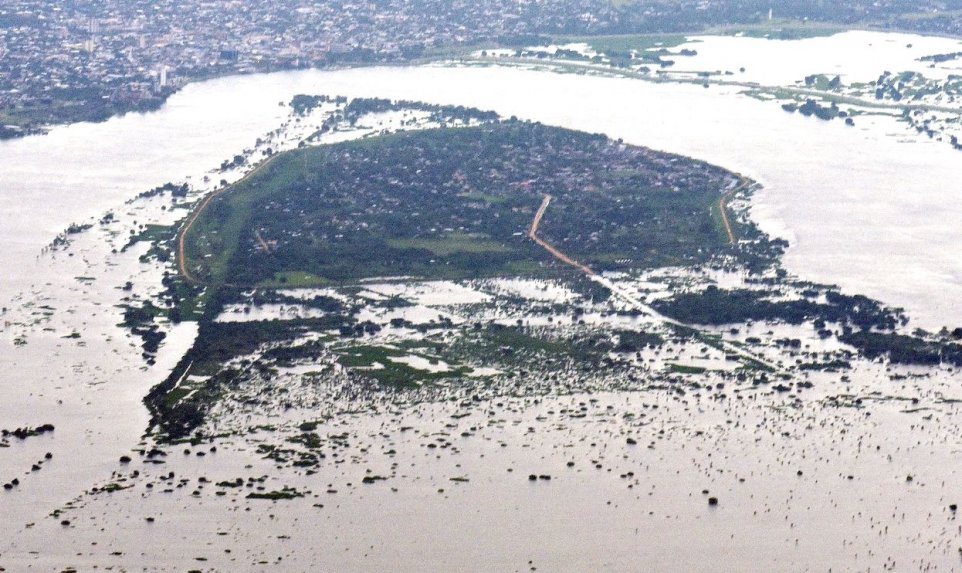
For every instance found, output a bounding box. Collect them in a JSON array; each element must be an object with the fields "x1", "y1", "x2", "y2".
[{"x1": 4, "y1": 20, "x2": 960, "y2": 142}]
